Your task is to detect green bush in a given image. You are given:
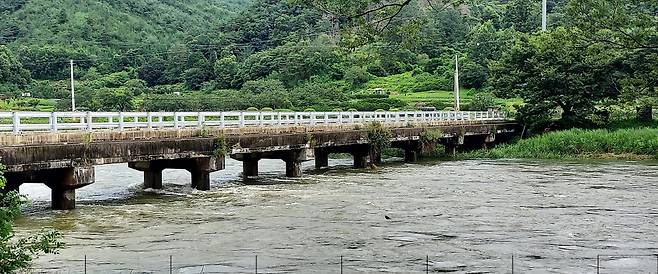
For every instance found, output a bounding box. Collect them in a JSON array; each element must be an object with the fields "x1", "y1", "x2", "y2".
[
  {"x1": 344, "y1": 66, "x2": 374, "y2": 89},
  {"x1": 246, "y1": 107, "x2": 259, "y2": 112},
  {"x1": 304, "y1": 108, "x2": 316, "y2": 112},
  {"x1": 469, "y1": 92, "x2": 497, "y2": 111},
  {"x1": 261, "y1": 107, "x2": 274, "y2": 112}
]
